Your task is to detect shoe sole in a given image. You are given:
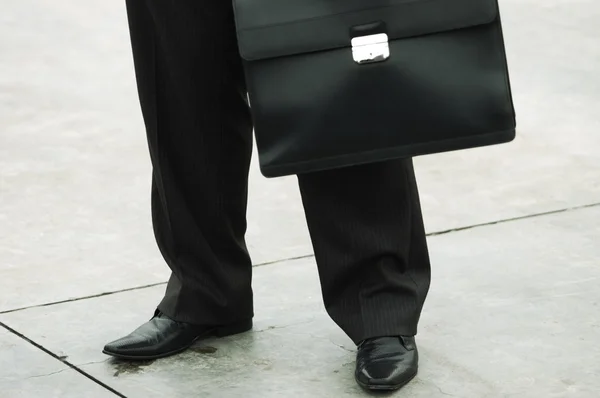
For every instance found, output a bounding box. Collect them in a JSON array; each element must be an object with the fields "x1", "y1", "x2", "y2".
[
  {"x1": 355, "y1": 368, "x2": 418, "y2": 391},
  {"x1": 102, "y1": 318, "x2": 253, "y2": 361}
]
